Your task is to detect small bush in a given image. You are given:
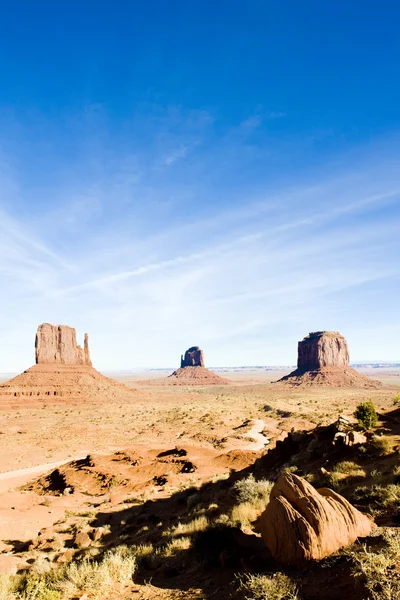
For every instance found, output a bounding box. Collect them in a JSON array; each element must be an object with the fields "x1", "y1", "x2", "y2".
[
  {"x1": 354, "y1": 400, "x2": 378, "y2": 431},
  {"x1": 238, "y1": 572, "x2": 299, "y2": 600},
  {"x1": 230, "y1": 502, "x2": 260, "y2": 527},
  {"x1": 393, "y1": 393, "x2": 400, "y2": 406},
  {"x1": 352, "y1": 483, "x2": 400, "y2": 509},
  {"x1": 332, "y1": 461, "x2": 362, "y2": 474},
  {"x1": 232, "y1": 475, "x2": 273, "y2": 504},
  {"x1": 60, "y1": 546, "x2": 136, "y2": 598},
  {"x1": 369, "y1": 436, "x2": 392, "y2": 456}
]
